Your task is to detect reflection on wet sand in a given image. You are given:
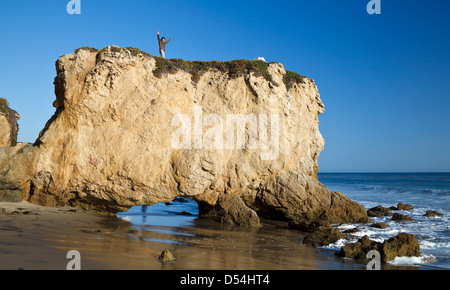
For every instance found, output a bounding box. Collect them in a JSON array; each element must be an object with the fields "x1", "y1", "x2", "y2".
[
  {"x1": 46, "y1": 201, "x2": 368, "y2": 270},
  {"x1": 0, "y1": 201, "x2": 420, "y2": 270}
]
